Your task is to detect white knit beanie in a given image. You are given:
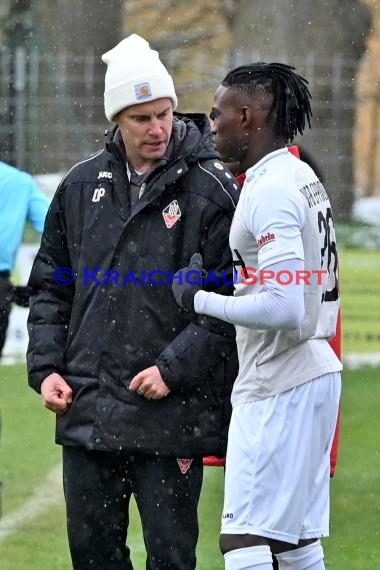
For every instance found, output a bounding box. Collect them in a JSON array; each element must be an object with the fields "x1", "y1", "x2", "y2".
[{"x1": 102, "y1": 34, "x2": 178, "y2": 122}]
